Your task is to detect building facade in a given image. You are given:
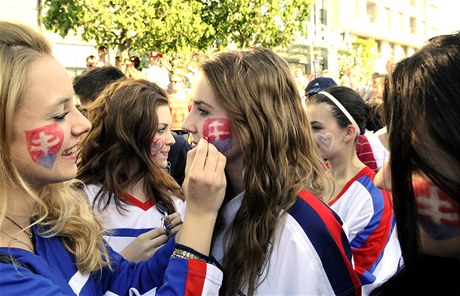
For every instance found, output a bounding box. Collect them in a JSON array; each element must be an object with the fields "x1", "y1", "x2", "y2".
[{"x1": 278, "y1": 0, "x2": 453, "y2": 77}]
